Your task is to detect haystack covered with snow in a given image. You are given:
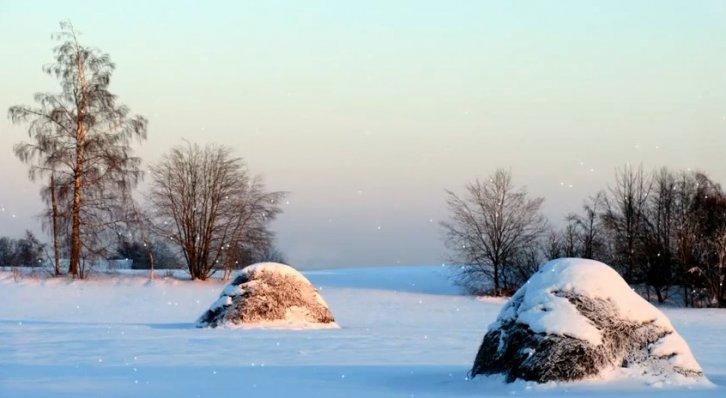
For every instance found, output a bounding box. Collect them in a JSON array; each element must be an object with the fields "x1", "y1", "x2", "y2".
[
  {"x1": 471, "y1": 258, "x2": 706, "y2": 384},
  {"x1": 196, "y1": 262, "x2": 336, "y2": 329}
]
